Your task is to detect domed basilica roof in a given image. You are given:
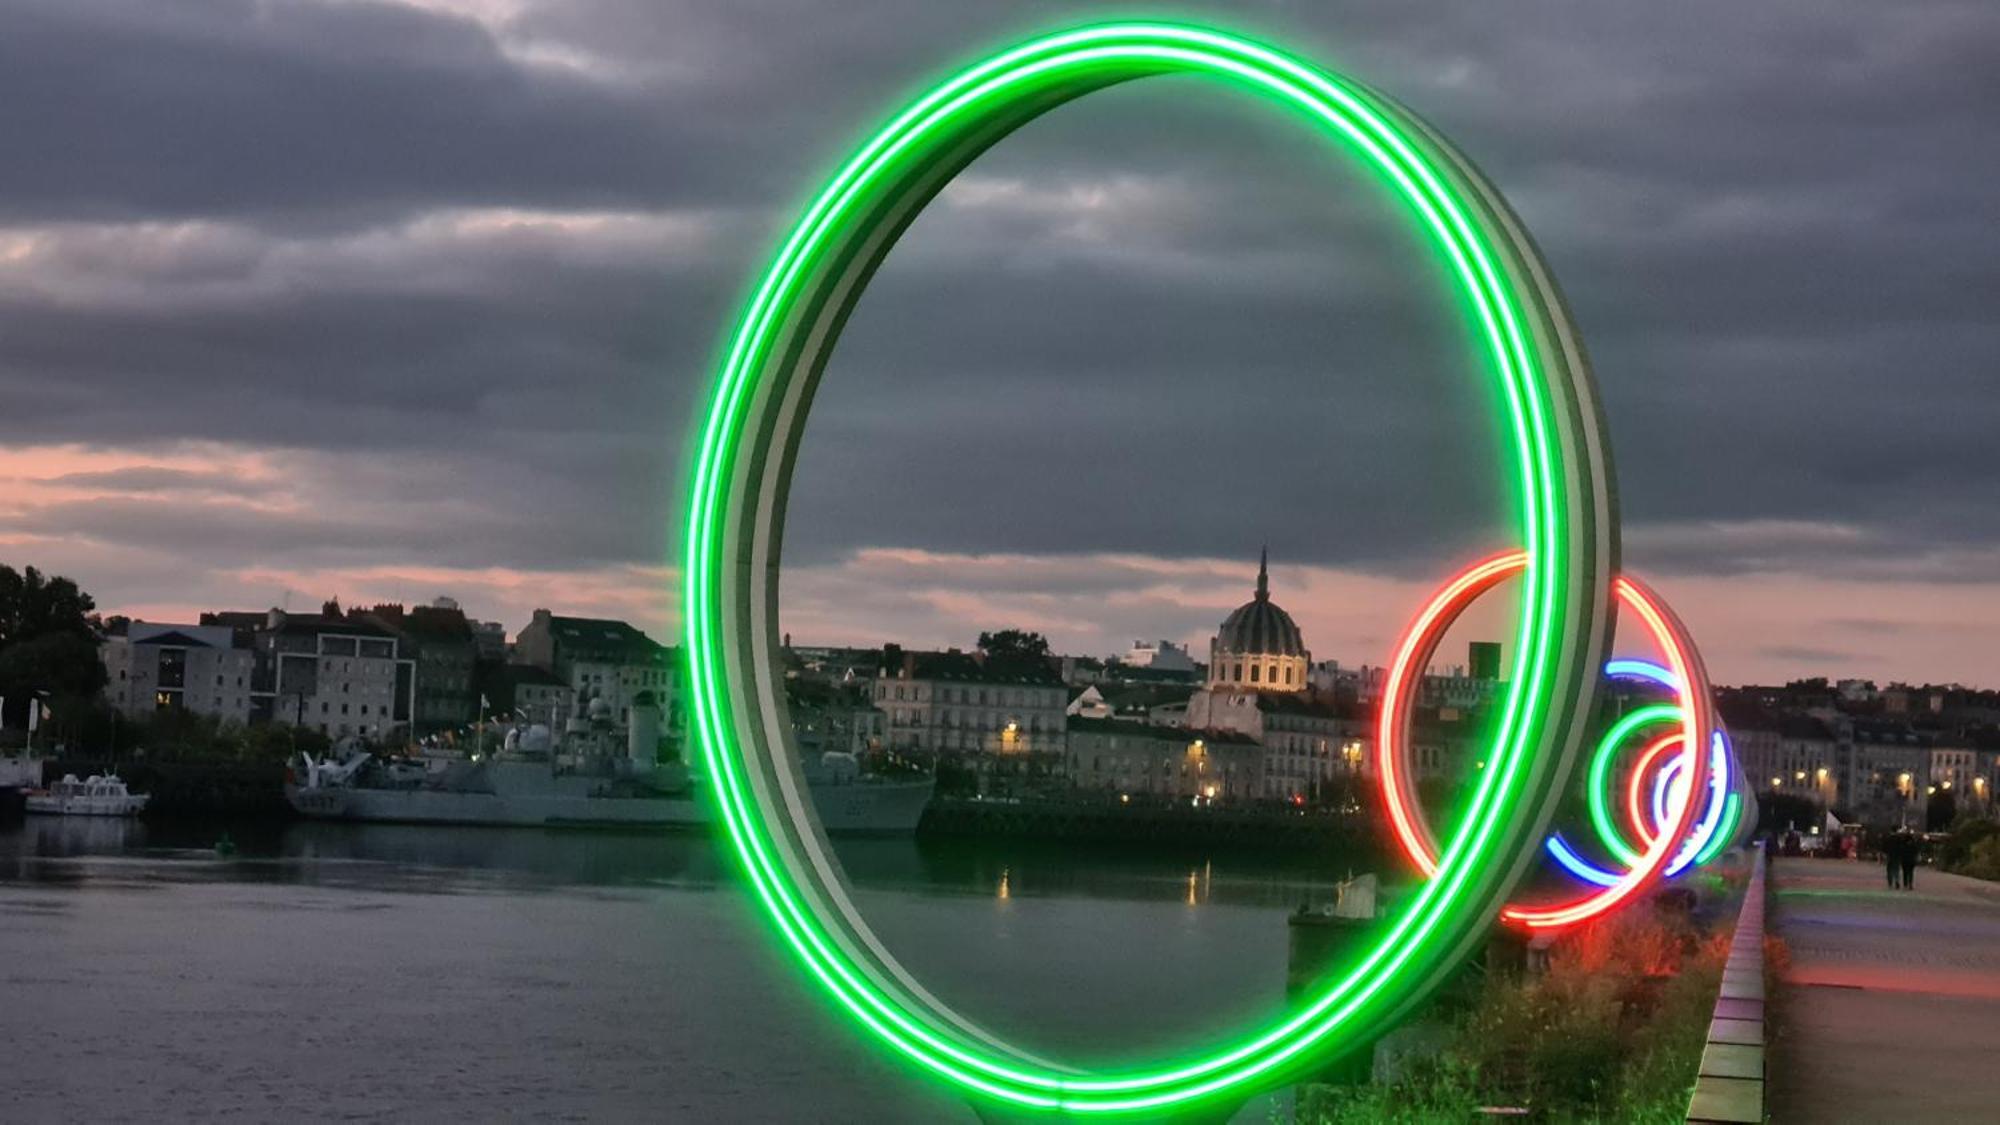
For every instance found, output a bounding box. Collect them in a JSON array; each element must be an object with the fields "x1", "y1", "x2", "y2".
[{"x1": 1217, "y1": 548, "x2": 1305, "y2": 657}]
